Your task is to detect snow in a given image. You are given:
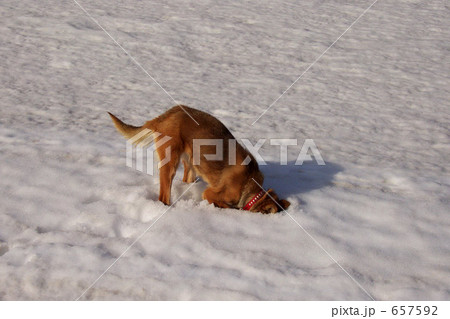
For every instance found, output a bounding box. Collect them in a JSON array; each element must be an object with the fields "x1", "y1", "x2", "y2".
[{"x1": 0, "y1": 0, "x2": 449, "y2": 300}]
